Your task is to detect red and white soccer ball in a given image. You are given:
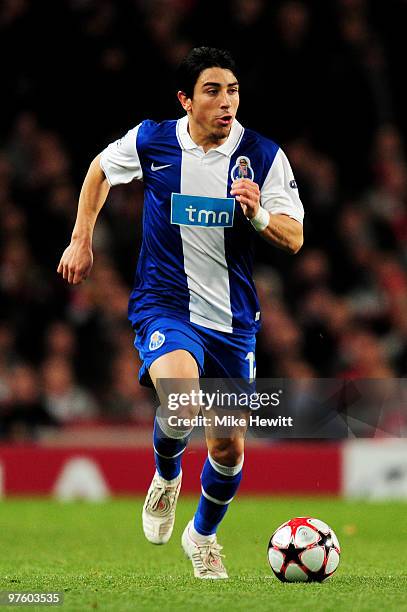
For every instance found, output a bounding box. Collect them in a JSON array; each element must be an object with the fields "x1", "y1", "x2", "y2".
[{"x1": 268, "y1": 517, "x2": 341, "y2": 582}]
